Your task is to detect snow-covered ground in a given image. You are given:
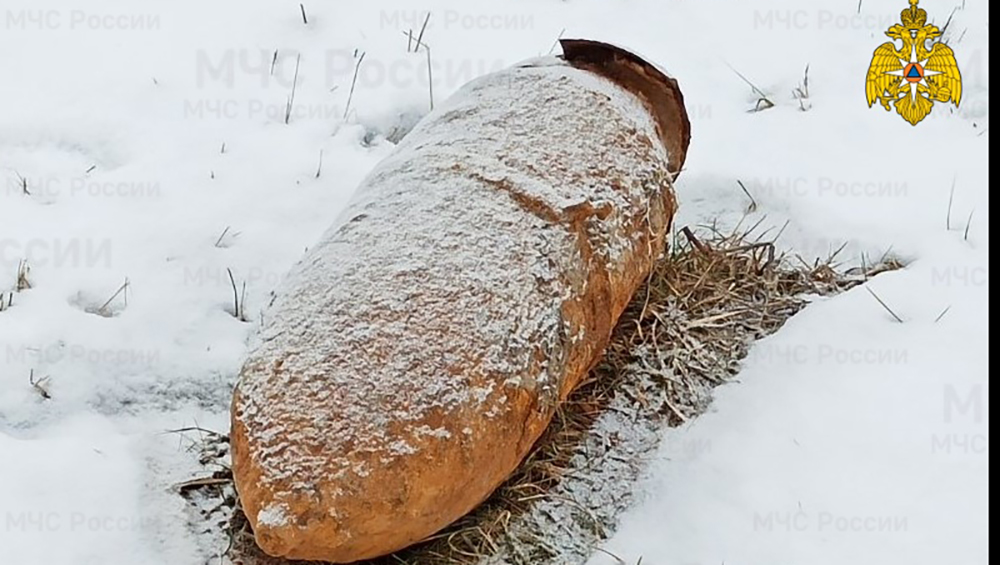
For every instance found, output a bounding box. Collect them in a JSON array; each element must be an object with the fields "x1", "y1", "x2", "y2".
[{"x1": 0, "y1": 1, "x2": 988, "y2": 564}]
